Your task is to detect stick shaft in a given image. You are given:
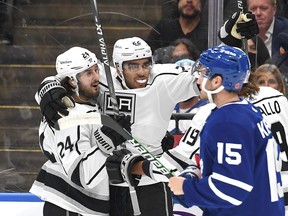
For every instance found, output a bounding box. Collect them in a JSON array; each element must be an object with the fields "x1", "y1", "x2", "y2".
[{"x1": 90, "y1": 0, "x2": 119, "y2": 115}]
